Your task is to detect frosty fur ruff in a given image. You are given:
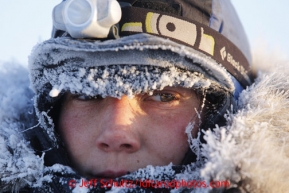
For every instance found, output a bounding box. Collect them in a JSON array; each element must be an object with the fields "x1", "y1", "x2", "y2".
[{"x1": 1, "y1": 60, "x2": 289, "y2": 192}]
